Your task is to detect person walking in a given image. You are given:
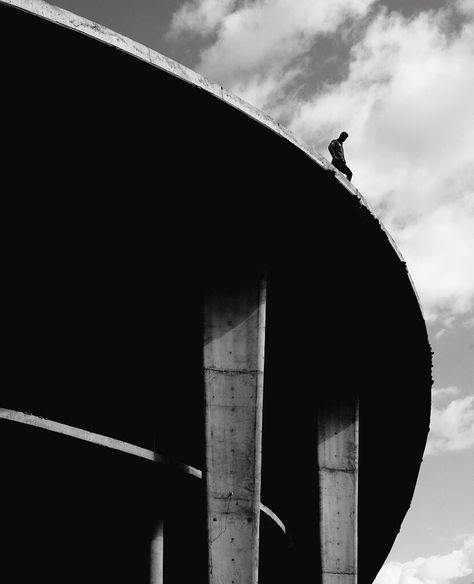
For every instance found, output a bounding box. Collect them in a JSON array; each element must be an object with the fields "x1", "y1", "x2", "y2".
[{"x1": 328, "y1": 131, "x2": 353, "y2": 181}]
